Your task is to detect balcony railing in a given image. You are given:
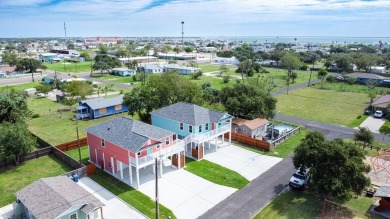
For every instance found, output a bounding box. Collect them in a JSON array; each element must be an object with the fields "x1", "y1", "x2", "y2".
[
  {"x1": 131, "y1": 139, "x2": 185, "y2": 167},
  {"x1": 184, "y1": 124, "x2": 231, "y2": 144}
]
